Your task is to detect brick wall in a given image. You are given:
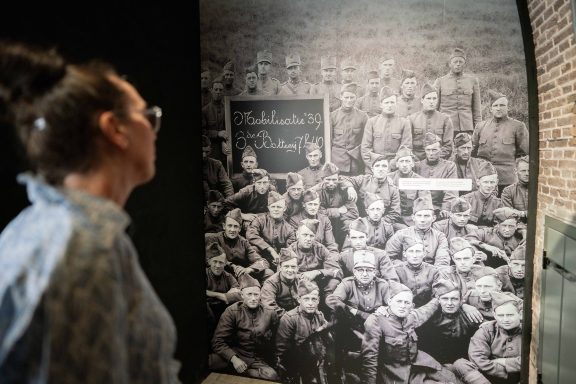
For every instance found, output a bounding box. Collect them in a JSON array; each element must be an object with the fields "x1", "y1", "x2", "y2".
[{"x1": 527, "y1": 0, "x2": 576, "y2": 381}]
